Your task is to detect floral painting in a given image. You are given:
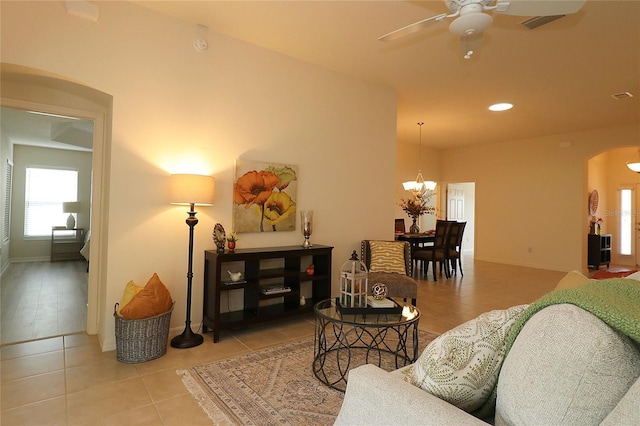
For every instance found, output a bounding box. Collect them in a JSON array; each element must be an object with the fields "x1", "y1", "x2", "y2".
[{"x1": 233, "y1": 159, "x2": 298, "y2": 233}]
